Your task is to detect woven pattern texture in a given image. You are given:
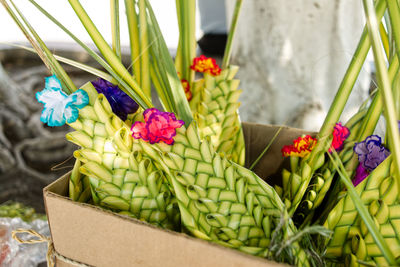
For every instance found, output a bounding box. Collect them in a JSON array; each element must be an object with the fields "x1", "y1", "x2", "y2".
[
  {"x1": 324, "y1": 156, "x2": 400, "y2": 266},
  {"x1": 190, "y1": 65, "x2": 245, "y2": 166}
]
